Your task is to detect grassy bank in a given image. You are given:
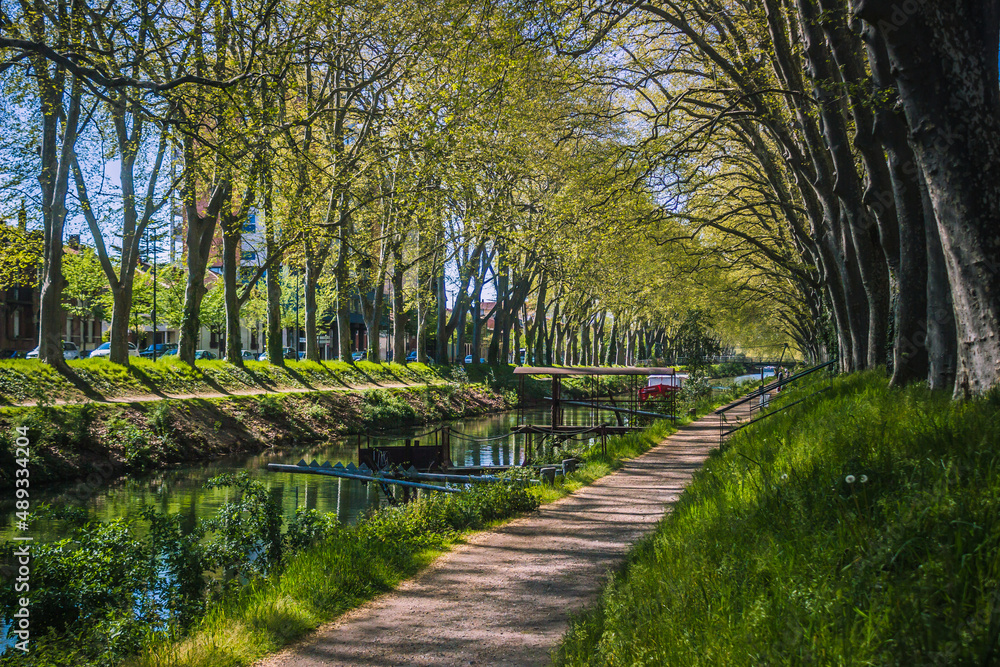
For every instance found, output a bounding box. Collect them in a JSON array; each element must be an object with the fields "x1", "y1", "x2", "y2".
[
  {"x1": 556, "y1": 372, "x2": 1000, "y2": 666},
  {"x1": 122, "y1": 388, "x2": 733, "y2": 667},
  {"x1": 128, "y1": 424, "x2": 684, "y2": 667},
  {"x1": 0, "y1": 358, "x2": 448, "y2": 405},
  {"x1": 0, "y1": 383, "x2": 511, "y2": 491},
  {"x1": 0, "y1": 358, "x2": 642, "y2": 407},
  {"x1": 2, "y1": 387, "x2": 734, "y2": 667},
  {"x1": 0, "y1": 362, "x2": 638, "y2": 490}
]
